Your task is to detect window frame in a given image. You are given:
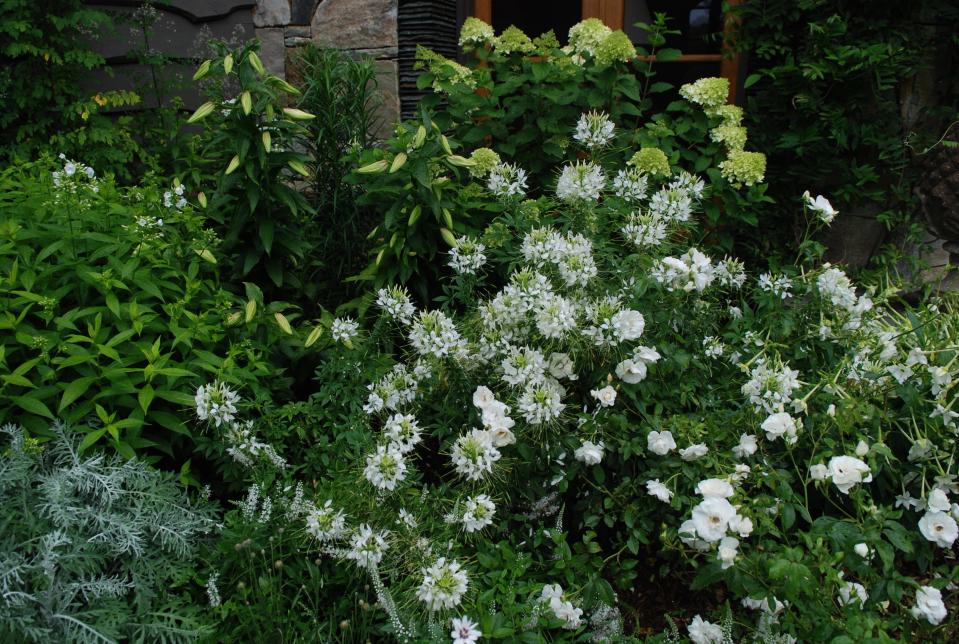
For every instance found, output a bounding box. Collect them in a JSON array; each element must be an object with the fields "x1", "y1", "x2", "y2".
[{"x1": 472, "y1": 0, "x2": 745, "y2": 103}]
